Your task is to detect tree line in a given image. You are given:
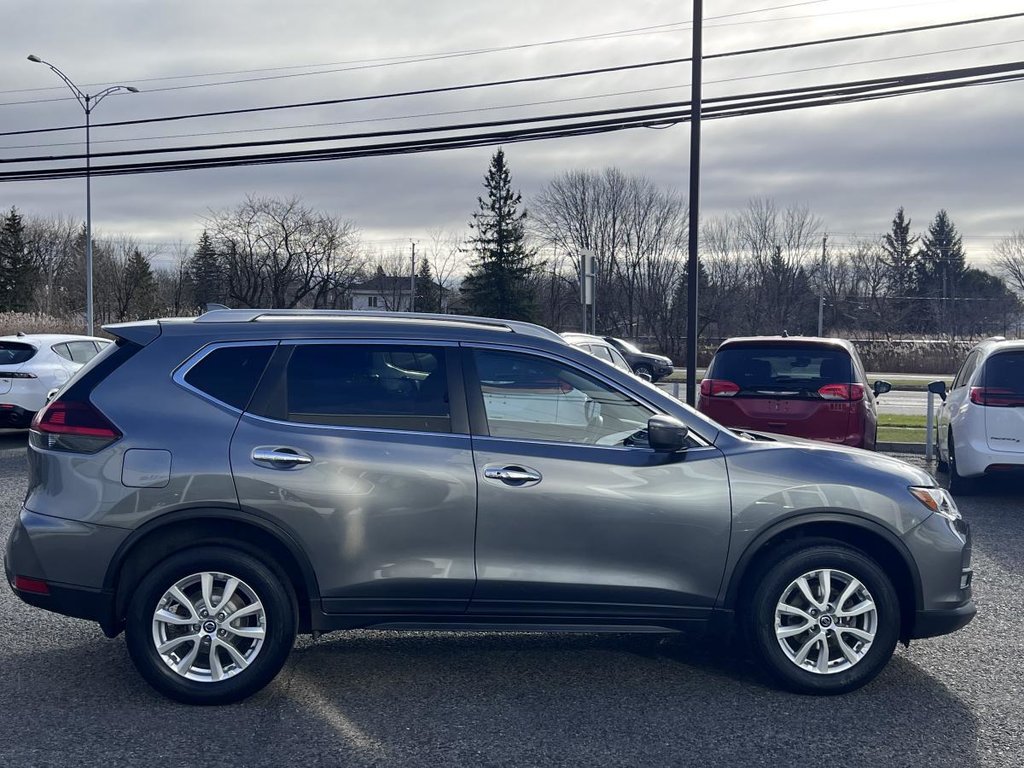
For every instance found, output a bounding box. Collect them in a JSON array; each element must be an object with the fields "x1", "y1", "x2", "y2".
[{"x1": 2, "y1": 150, "x2": 1022, "y2": 355}]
